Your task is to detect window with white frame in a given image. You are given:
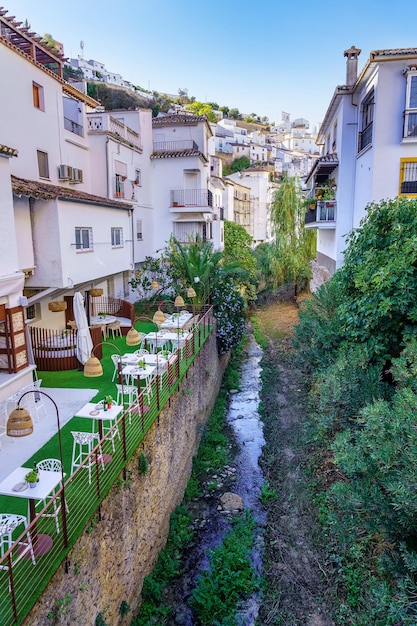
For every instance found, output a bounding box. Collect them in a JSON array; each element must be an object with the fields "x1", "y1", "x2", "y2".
[
  {"x1": 136, "y1": 219, "x2": 143, "y2": 241},
  {"x1": 75, "y1": 227, "x2": 93, "y2": 251},
  {"x1": 111, "y1": 227, "x2": 123, "y2": 247},
  {"x1": 403, "y1": 69, "x2": 417, "y2": 138},
  {"x1": 37, "y1": 150, "x2": 49, "y2": 178}
]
